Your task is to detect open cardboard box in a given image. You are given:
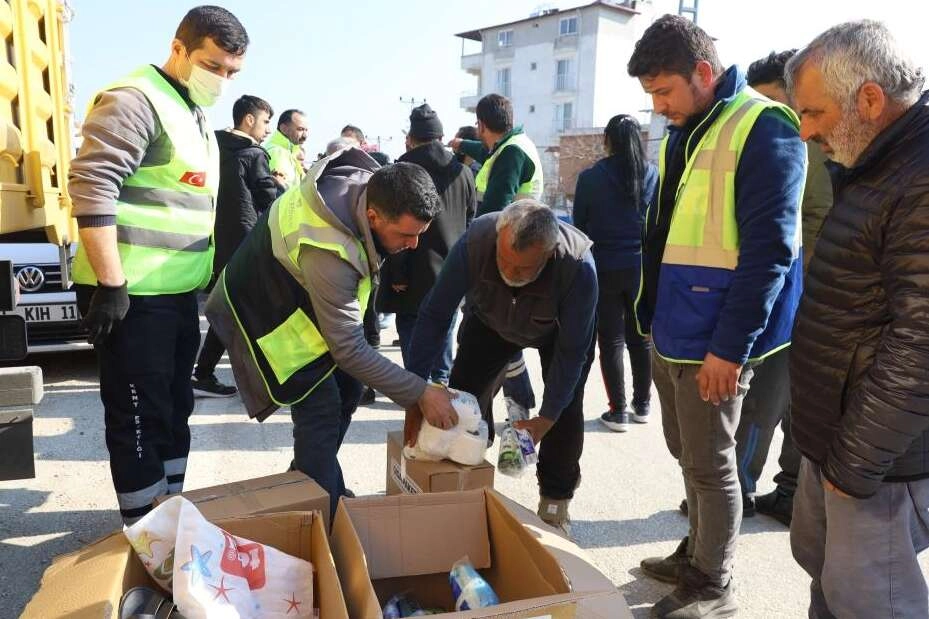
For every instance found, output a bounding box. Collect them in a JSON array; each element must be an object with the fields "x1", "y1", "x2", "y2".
[
  {"x1": 330, "y1": 488, "x2": 629, "y2": 618},
  {"x1": 22, "y1": 510, "x2": 349, "y2": 618},
  {"x1": 386, "y1": 430, "x2": 494, "y2": 495},
  {"x1": 154, "y1": 470, "x2": 331, "y2": 531}
]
